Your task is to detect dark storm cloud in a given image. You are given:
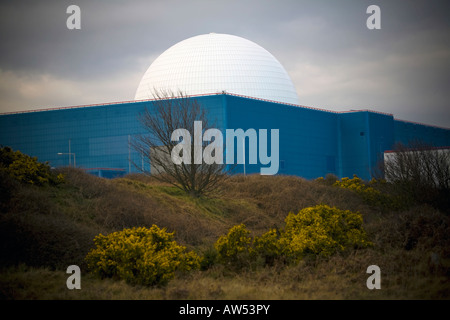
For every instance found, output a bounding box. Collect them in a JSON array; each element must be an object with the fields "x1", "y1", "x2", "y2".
[{"x1": 0, "y1": 0, "x2": 449, "y2": 127}]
